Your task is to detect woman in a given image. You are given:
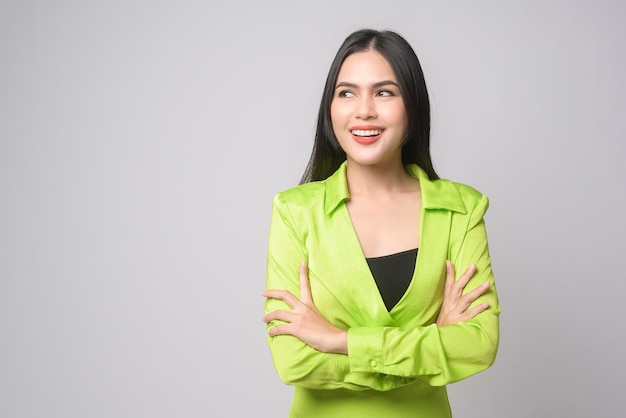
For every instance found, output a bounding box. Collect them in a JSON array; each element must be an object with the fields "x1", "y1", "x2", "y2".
[{"x1": 262, "y1": 29, "x2": 500, "y2": 418}]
